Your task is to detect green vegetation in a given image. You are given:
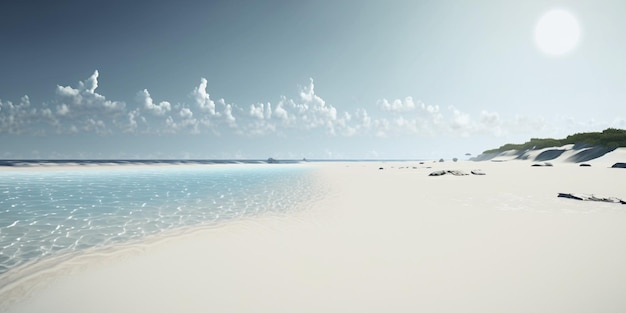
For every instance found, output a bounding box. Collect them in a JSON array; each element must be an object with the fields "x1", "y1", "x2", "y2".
[{"x1": 482, "y1": 128, "x2": 626, "y2": 154}]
